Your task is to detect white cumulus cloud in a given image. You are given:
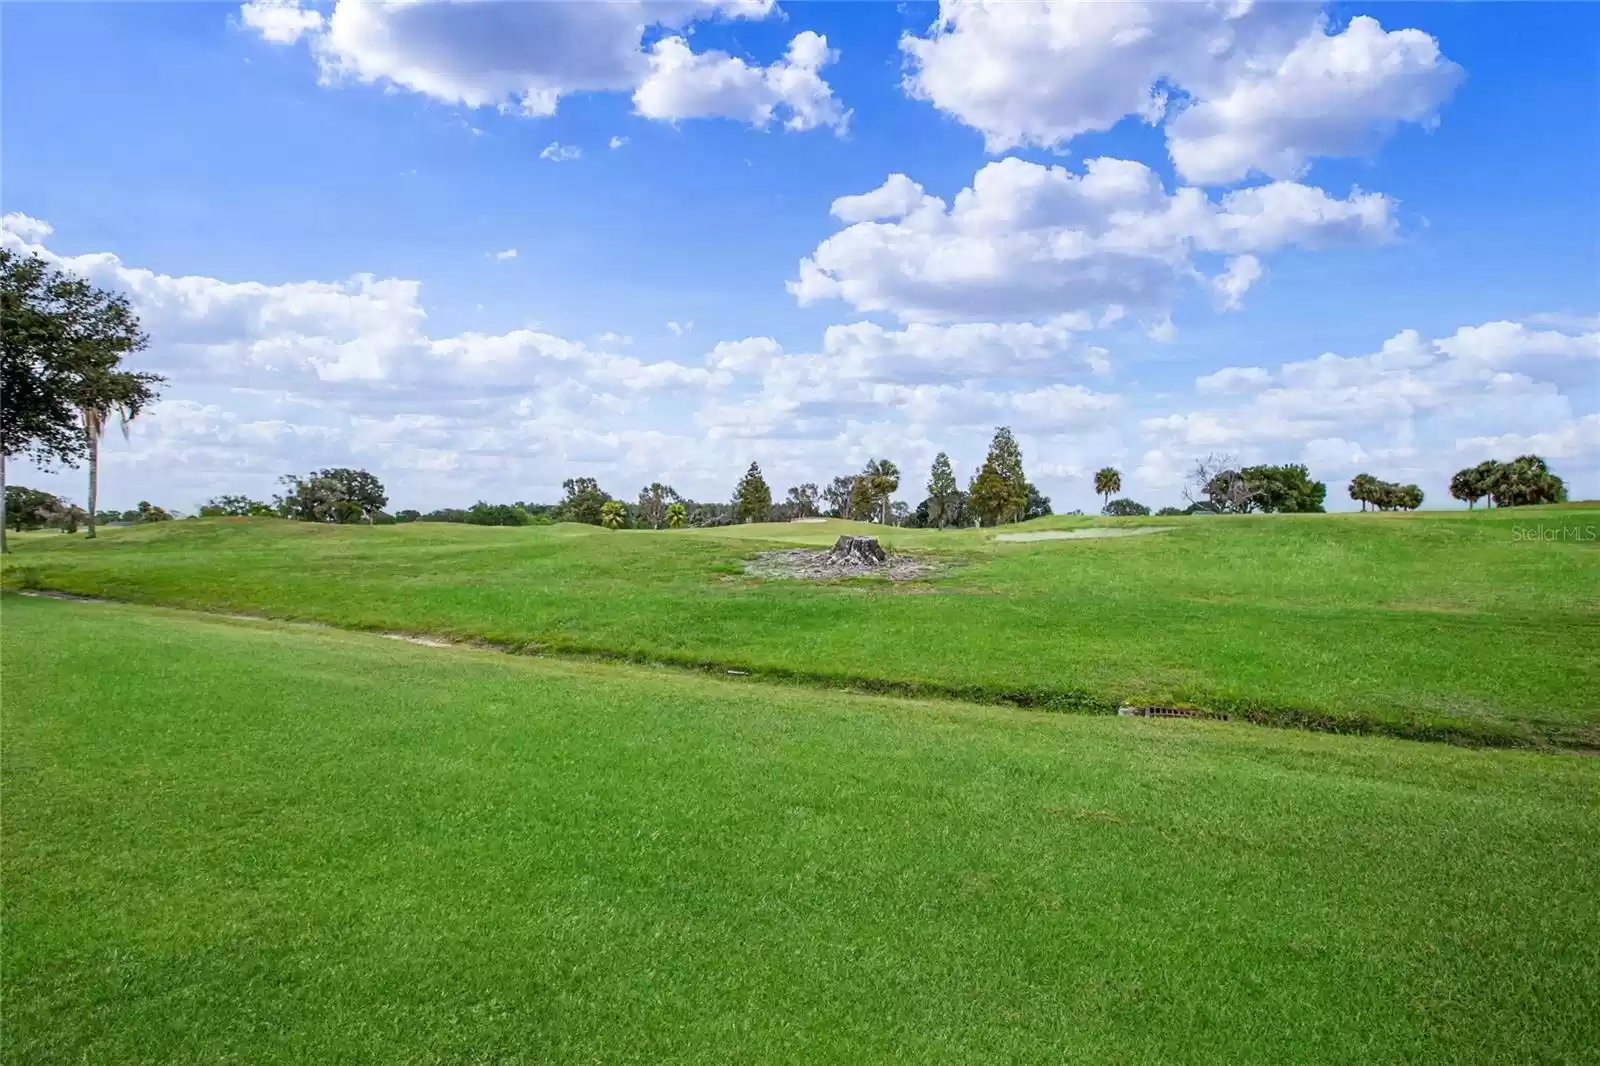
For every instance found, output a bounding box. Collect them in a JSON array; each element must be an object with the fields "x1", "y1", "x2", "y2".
[
  {"x1": 901, "y1": 2, "x2": 1460, "y2": 184},
  {"x1": 791, "y1": 157, "x2": 1394, "y2": 323},
  {"x1": 634, "y1": 31, "x2": 847, "y2": 132},
  {"x1": 234, "y1": 0, "x2": 843, "y2": 133}
]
